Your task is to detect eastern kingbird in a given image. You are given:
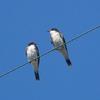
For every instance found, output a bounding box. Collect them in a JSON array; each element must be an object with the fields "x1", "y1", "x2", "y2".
[
  {"x1": 25, "y1": 42, "x2": 40, "y2": 80},
  {"x1": 48, "y1": 28, "x2": 72, "y2": 66}
]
